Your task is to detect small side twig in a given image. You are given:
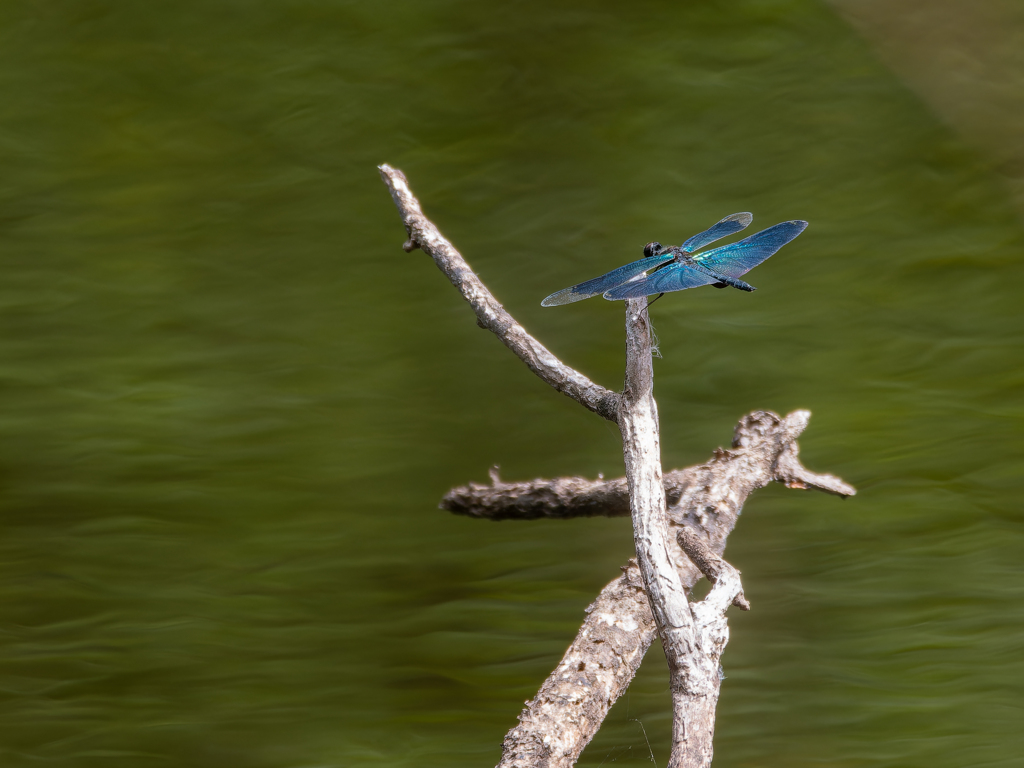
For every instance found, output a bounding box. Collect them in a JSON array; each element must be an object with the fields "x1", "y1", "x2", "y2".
[
  {"x1": 672, "y1": 525, "x2": 747, "y2": 762},
  {"x1": 677, "y1": 526, "x2": 749, "y2": 611},
  {"x1": 774, "y1": 442, "x2": 855, "y2": 497}
]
